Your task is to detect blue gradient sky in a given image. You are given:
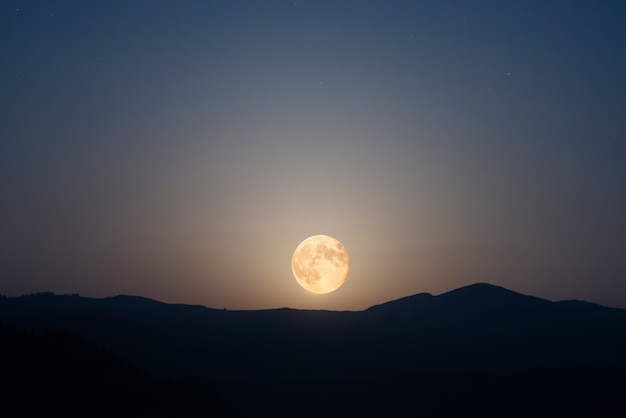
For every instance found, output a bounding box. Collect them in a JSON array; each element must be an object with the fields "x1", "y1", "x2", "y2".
[{"x1": 2, "y1": 1, "x2": 625, "y2": 310}]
